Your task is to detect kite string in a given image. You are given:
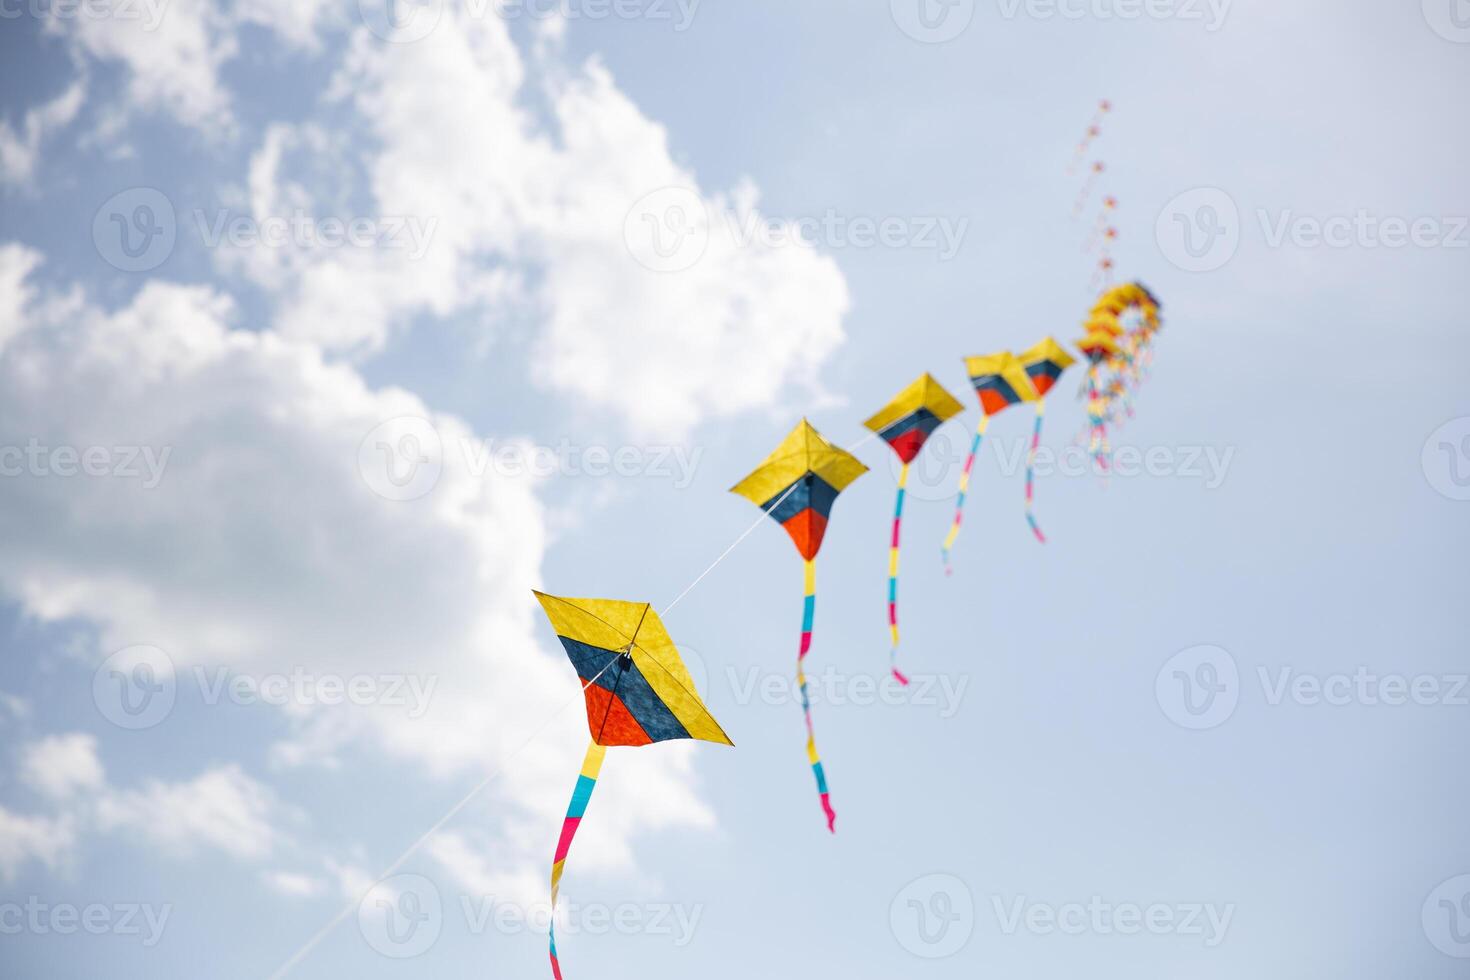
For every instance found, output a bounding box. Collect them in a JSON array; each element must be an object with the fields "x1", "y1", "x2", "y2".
[
  {"x1": 268, "y1": 427, "x2": 879, "y2": 979},
  {"x1": 661, "y1": 430, "x2": 878, "y2": 617},
  {"x1": 263, "y1": 656, "x2": 619, "y2": 980}
]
